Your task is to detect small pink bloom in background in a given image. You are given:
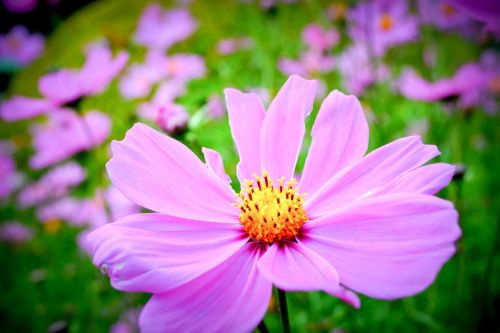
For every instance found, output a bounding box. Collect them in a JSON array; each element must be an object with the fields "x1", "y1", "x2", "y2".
[
  {"x1": 0, "y1": 26, "x2": 44, "y2": 67},
  {"x1": 138, "y1": 101, "x2": 189, "y2": 135},
  {"x1": 29, "y1": 110, "x2": 111, "y2": 169},
  {"x1": 216, "y1": 37, "x2": 253, "y2": 55},
  {"x1": 448, "y1": 0, "x2": 500, "y2": 33},
  {"x1": 109, "y1": 308, "x2": 141, "y2": 333},
  {"x1": 418, "y1": 0, "x2": 473, "y2": 30},
  {"x1": 206, "y1": 95, "x2": 225, "y2": 119},
  {"x1": 147, "y1": 51, "x2": 206, "y2": 81},
  {"x1": 279, "y1": 50, "x2": 335, "y2": 77},
  {"x1": 301, "y1": 23, "x2": 339, "y2": 52},
  {"x1": 119, "y1": 64, "x2": 160, "y2": 99},
  {"x1": 37, "y1": 197, "x2": 94, "y2": 227},
  {"x1": 336, "y1": 43, "x2": 388, "y2": 95},
  {"x1": 2, "y1": 0, "x2": 37, "y2": 12},
  {"x1": 0, "y1": 148, "x2": 20, "y2": 200},
  {"x1": 18, "y1": 161, "x2": 86, "y2": 207},
  {"x1": 348, "y1": 0, "x2": 419, "y2": 57},
  {"x1": 134, "y1": 3, "x2": 197, "y2": 51},
  {"x1": 0, "y1": 221, "x2": 34, "y2": 244},
  {"x1": 89, "y1": 75, "x2": 460, "y2": 332}
]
